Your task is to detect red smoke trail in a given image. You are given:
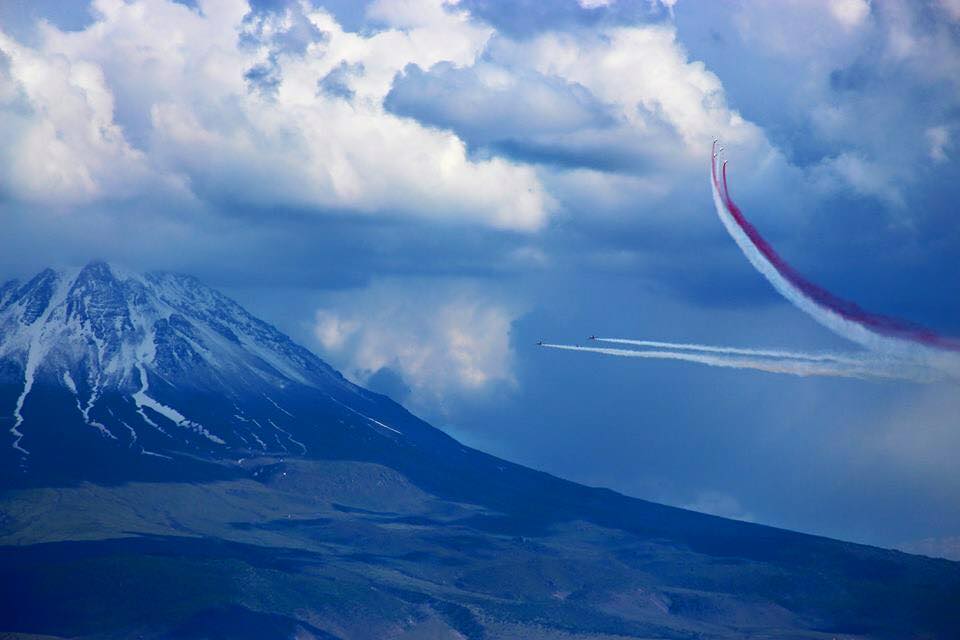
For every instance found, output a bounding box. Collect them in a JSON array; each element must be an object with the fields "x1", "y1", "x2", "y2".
[{"x1": 711, "y1": 143, "x2": 960, "y2": 351}]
